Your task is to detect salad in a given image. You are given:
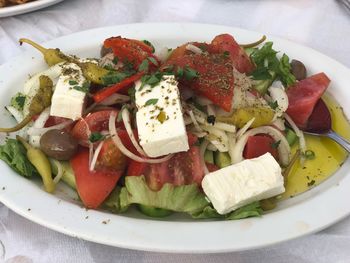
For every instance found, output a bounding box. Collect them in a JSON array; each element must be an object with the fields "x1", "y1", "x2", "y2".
[{"x1": 0, "y1": 33, "x2": 341, "y2": 219}]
